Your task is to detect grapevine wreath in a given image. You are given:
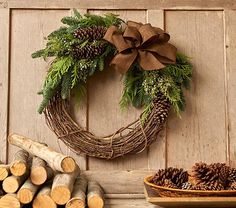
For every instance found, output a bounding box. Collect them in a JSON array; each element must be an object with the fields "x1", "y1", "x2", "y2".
[{"x1": 32, "y1": 10, "x2": 192, "y2": 159}]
